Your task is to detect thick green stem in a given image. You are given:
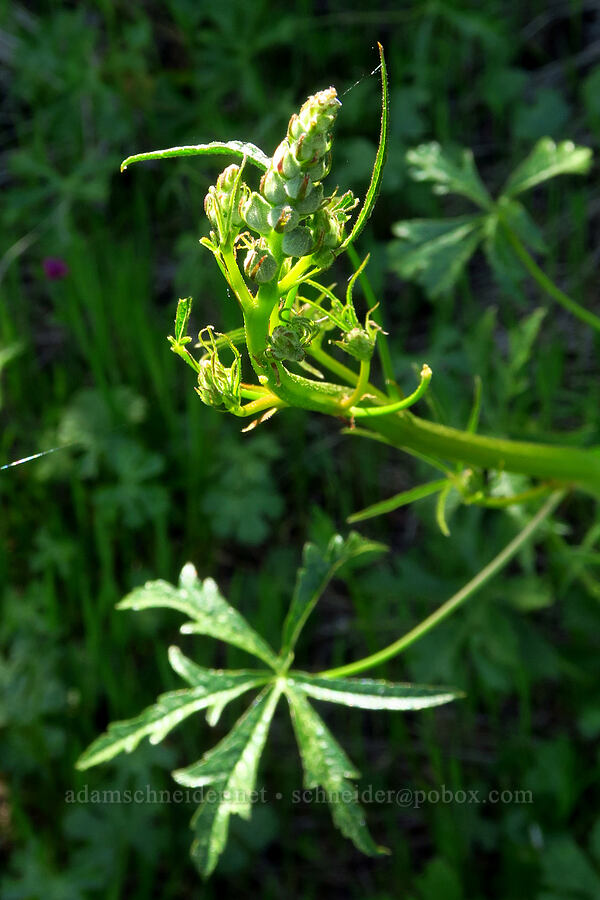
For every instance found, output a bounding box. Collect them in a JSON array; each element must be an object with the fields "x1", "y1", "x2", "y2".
[
  {"x1": 318, "y1": 490, "x2": 565, "y2": 678},
  {"x1": 365, "y1": 410, "x2": 600, "y2": 495},
  {"x1": 502, "y1": 225, "x2": 600, "y2": 334}
]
